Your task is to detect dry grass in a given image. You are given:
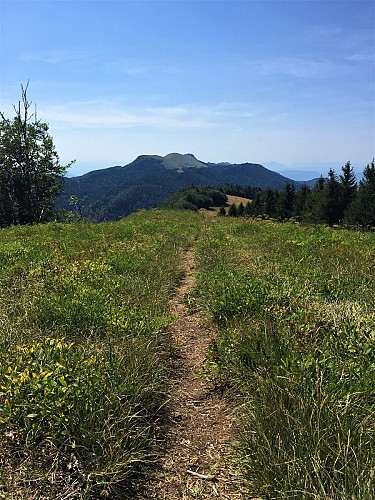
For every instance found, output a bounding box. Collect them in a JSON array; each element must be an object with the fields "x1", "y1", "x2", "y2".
[
  {"x1": 225, "y1": 196, "x2": 251, "y2": 207},
  {"x1": 198, "y1": 195, "x2": 252, "y2": 217}
]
